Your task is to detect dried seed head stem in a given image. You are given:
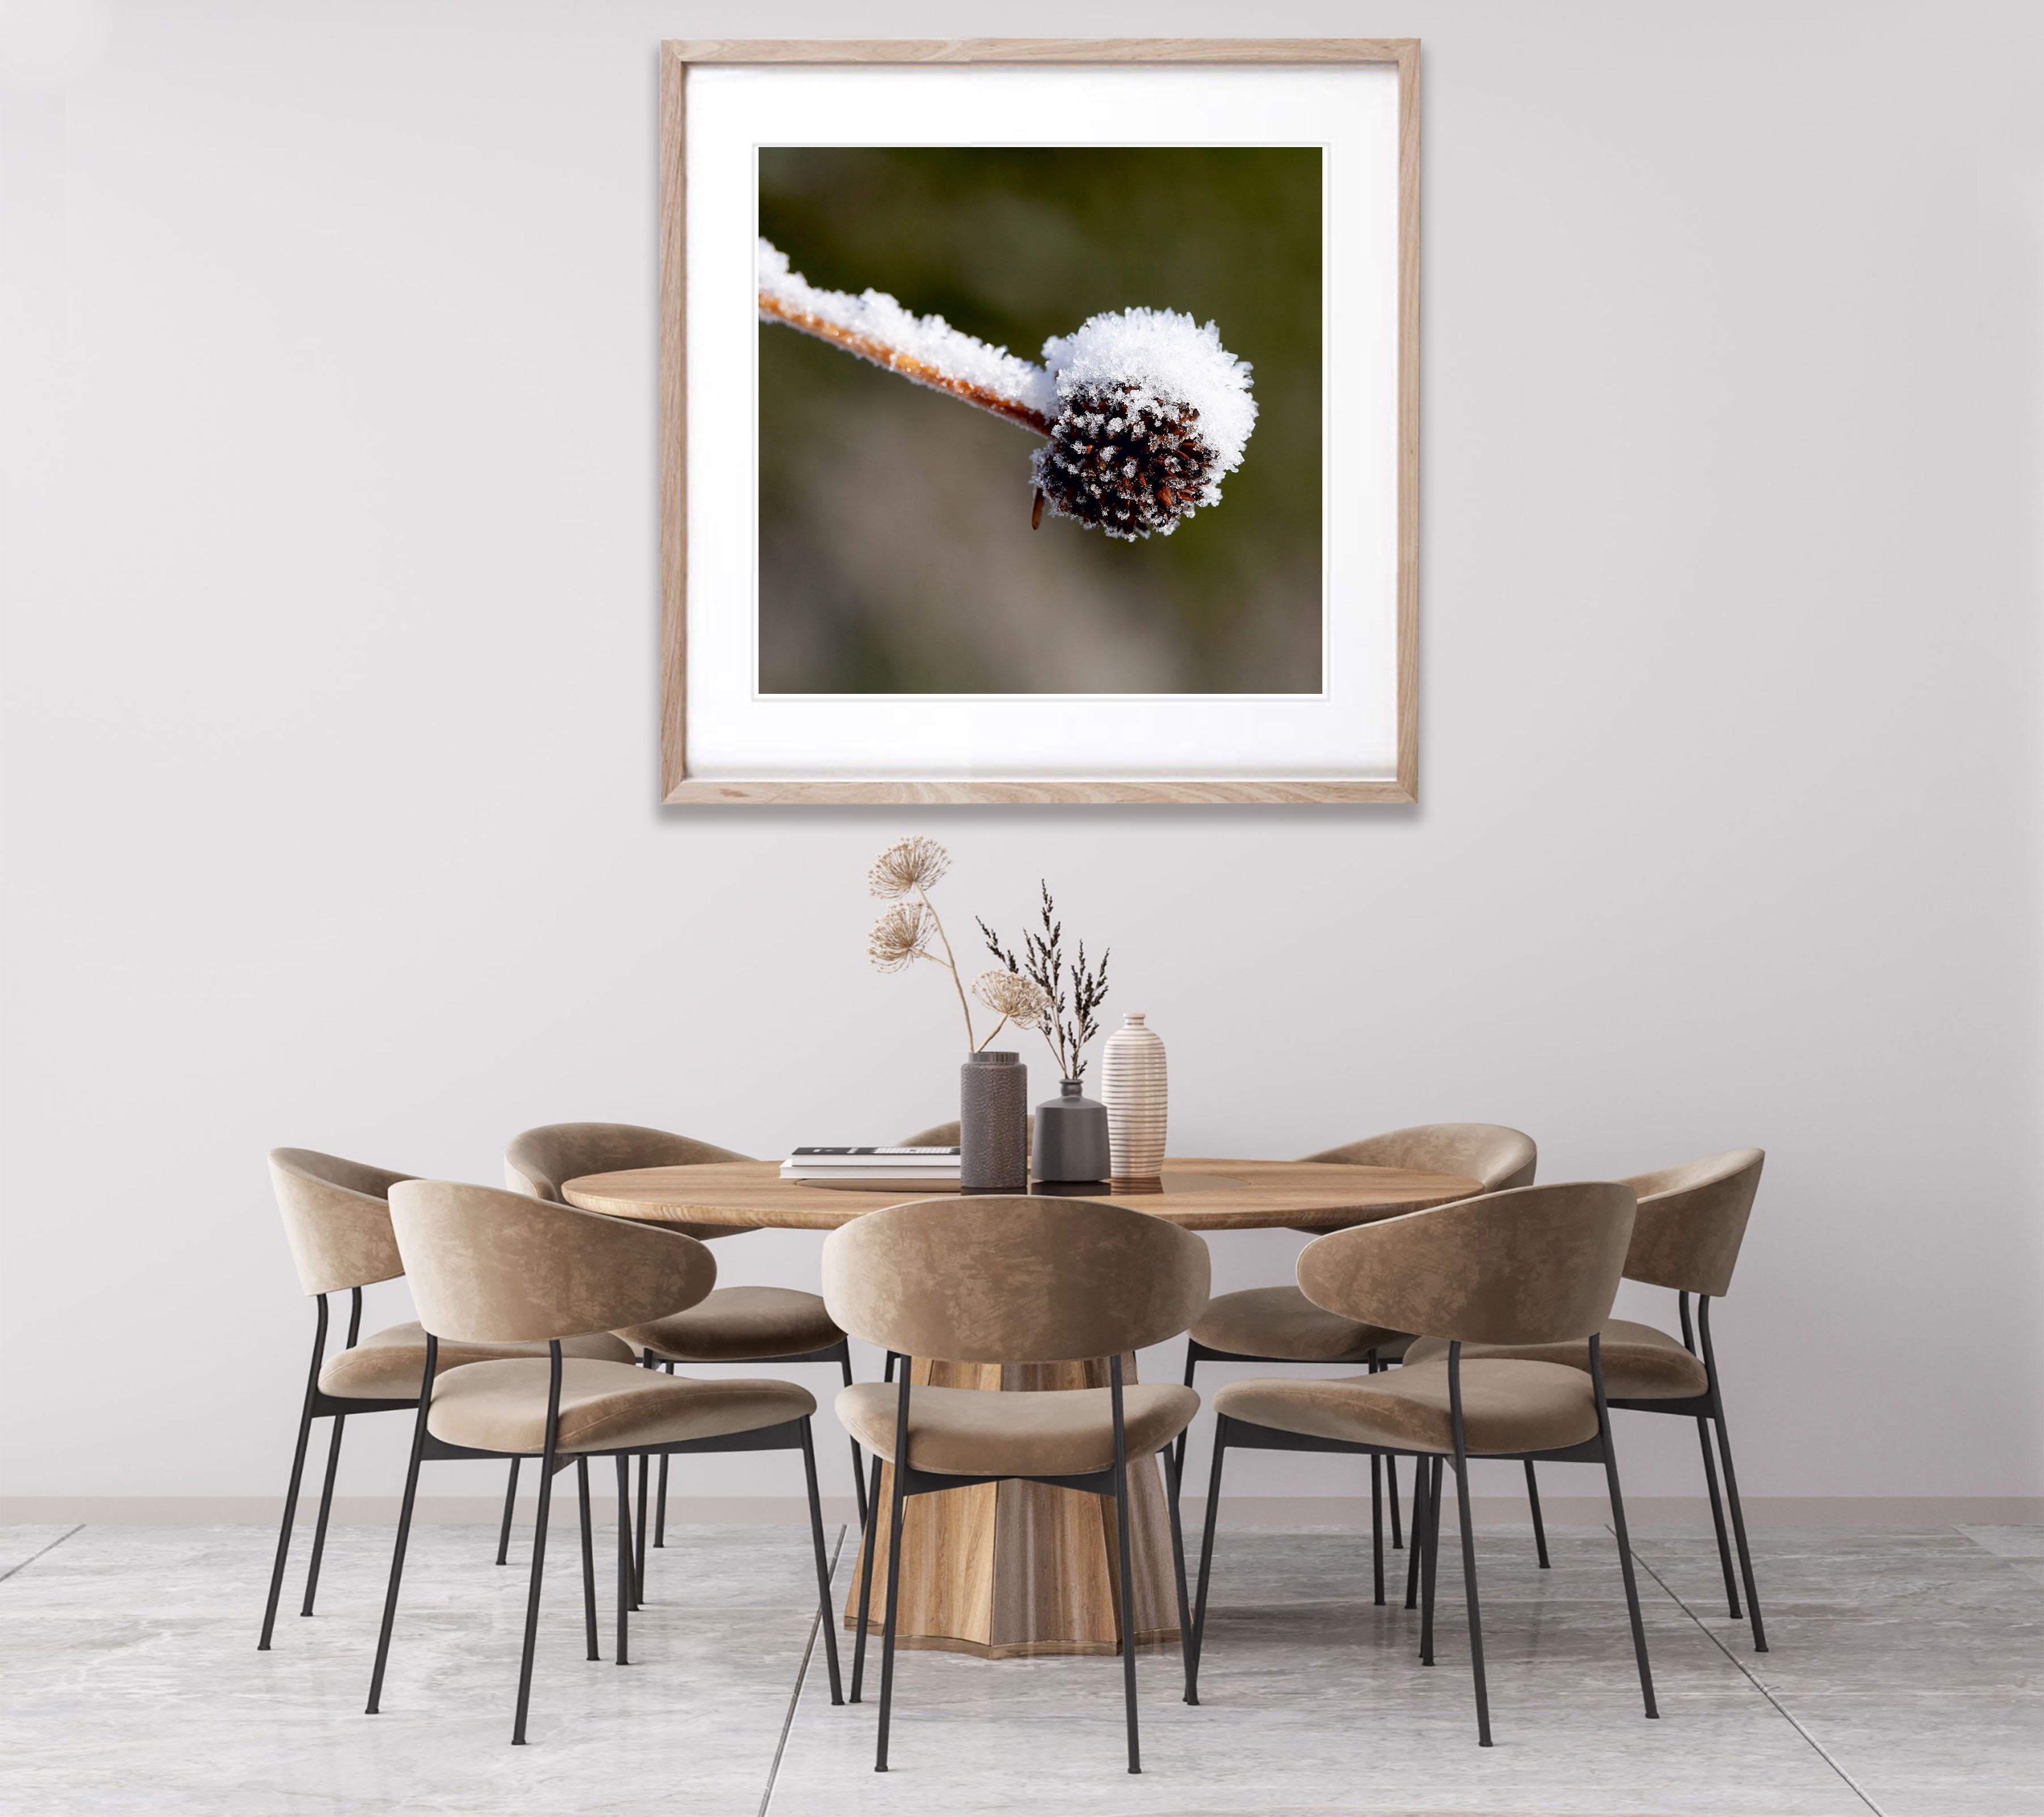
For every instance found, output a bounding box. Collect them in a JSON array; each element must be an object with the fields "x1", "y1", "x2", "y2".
[{"x1": 758, "y1": 291, "x2": 1055, "y2": 436}]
